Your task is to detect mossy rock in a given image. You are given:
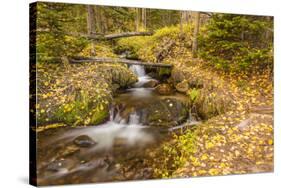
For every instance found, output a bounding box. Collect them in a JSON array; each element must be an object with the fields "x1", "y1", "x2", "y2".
[
  {"x1": 175, "y1": 80, "x2": 189, "y2": 93},
  {"x1": 155, "y1": 84, "x2": 173, "y2": 95},
  {"x1": 140, "y1": 98, "x2": 188, "y2": 128}
]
